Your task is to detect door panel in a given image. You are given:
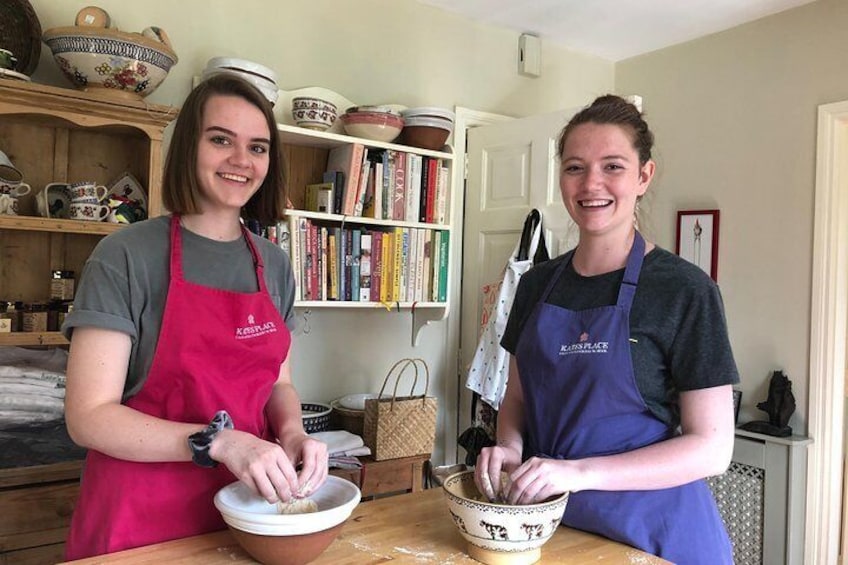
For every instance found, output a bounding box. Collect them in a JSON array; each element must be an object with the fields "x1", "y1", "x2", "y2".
[{"x1": 458, "y1": 107, "x2": 583, "y2": 447}]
